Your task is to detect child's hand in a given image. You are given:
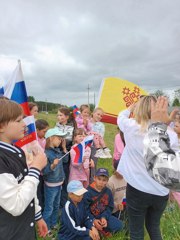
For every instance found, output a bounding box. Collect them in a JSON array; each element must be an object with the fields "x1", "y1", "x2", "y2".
[
  {"x1": 93, "y1": 219, "x2": 103, "y2": 231},
  {"x1": 31, "y1": 150, "x2": 47, "y2": 171},
  {"x1": 90, "y1": 159, "x2": 95, "y2": 168},
  {"x1": 83, "y1": 118, "x2": 88, "y2": 126},
  {"x1": 51, "y1": 158, "x2": 59, "y2": 170},
  {"x1": 36, "y1": 218, "x2": 48, "y2": 237},
  {"x1": 100, "y1": 218, "x2": 107, "y2": 228},
  {"x1": 91, "y1": 226, "x2": 100, "y2": 240},
  {"x1": 118, "y1": 203, "x2": 124, "y2": 211}
]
